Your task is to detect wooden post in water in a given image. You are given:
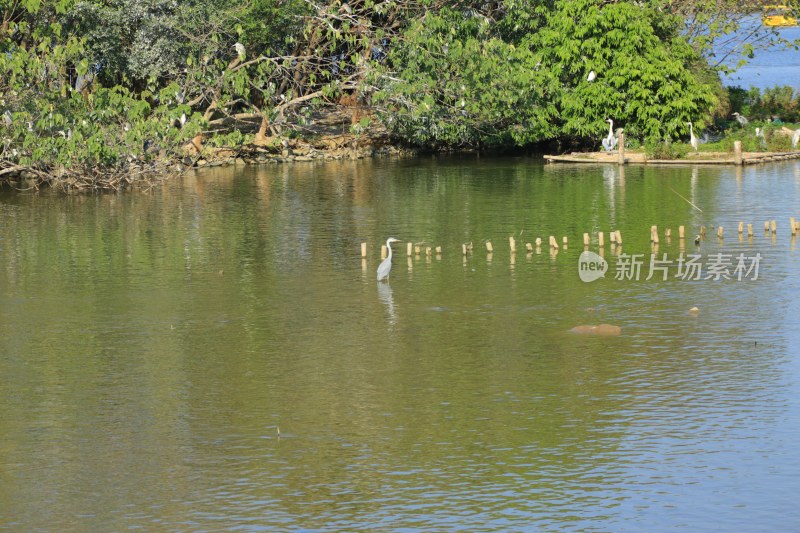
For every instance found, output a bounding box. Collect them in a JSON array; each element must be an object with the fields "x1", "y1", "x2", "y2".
[
  {"x1": 361, "y1": 242, "x2": 367, "y2": 258},
  {"x1": 791, "y1": 217, "x2": 797, "y2": 236},
  {"x1": 549, "y1": 235, "x2": 559, "y2": 249},
  {"x1": 747, "y1": 223, "x2": 753, "y2": 237},
  {"x1": 650, "y1": 225, "x2": 659, "y2": 244},
  {"x1": 407, "y1": 242, "x2": 413, "y2": 257},
  {"x1": 509, "y1": 236, "x2": 516, "y2": 253},
  {"x1": 617, "y1": 131, "x2": 625, "y2": 165},
  {"x1": 771, "y1": 220, "x2": 777, "y2": 234},
  {"x1": 734, "y1": 141, "x2": 743, "y2": 166},
  {"x1": 717, "y1": 226, "x2": 724, "y2": 239},
  {"x1": 610, "y1": 231, "x2": 617, "y2": 244},
  {"x1": 526, "y1": 242, "x2": 533, "y2": 252},
  {"x1": 764, "y1": 221, "x2": 770, "y2": 233},
  {"x1": 535, "y1": 237, "x2": 542, "y2": 248},
  {"x1": 562, "y1": 236, "x2": 568, "y2": 247},
  {"x1": 615, "y1": 230, "x2": 622, "y2": 245},
  {"x1": 679, "y1": 225, "x2": 685, "y2": 239},
  {"x1": 738, "y1": 222, "x2": 744, "y2": 234},
  {"x1": 598, "y1": 232, "x2": 605, "y2": 247},
  {"x1": 486, "y1": 241, "x2": 493, "y2": 253},
  {"x1": 583, "y1": 233, "x2": 590, "y2": 247},
  {"x1": 435, "y1": 246, "x2": 442, "y2": 256}
]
